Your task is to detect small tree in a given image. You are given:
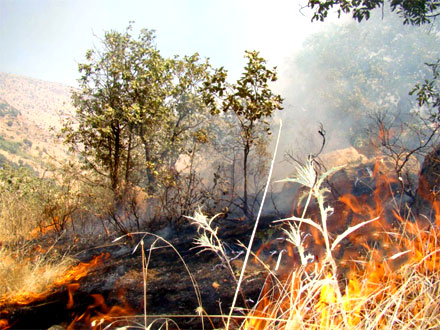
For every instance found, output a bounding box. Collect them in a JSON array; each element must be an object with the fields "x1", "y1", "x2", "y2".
[
  {"x1": 62, "y1": 25, "x2": 223, "y2": 229},
  {"x1": 62, "y1": 25, "x2": 214, "y2": 196},
  {"x1": 62, "y1": 26, "x2": 158, "y2": 193},
  {"x1": 203, "y1": 51, "x2": 283, "y2": 216}
]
